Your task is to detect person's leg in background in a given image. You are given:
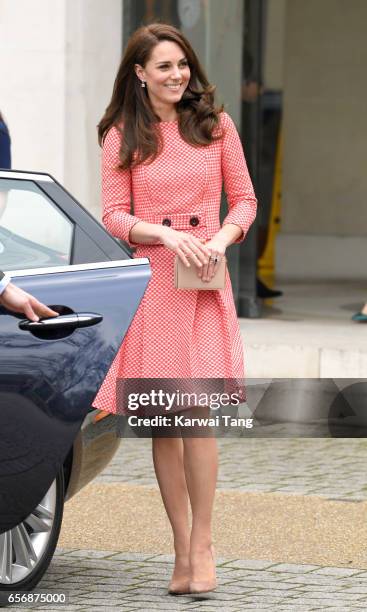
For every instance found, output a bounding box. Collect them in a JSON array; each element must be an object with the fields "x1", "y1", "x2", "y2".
[{"x1": 352, "y1": 301, "x2": 367, "y2": 322}]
